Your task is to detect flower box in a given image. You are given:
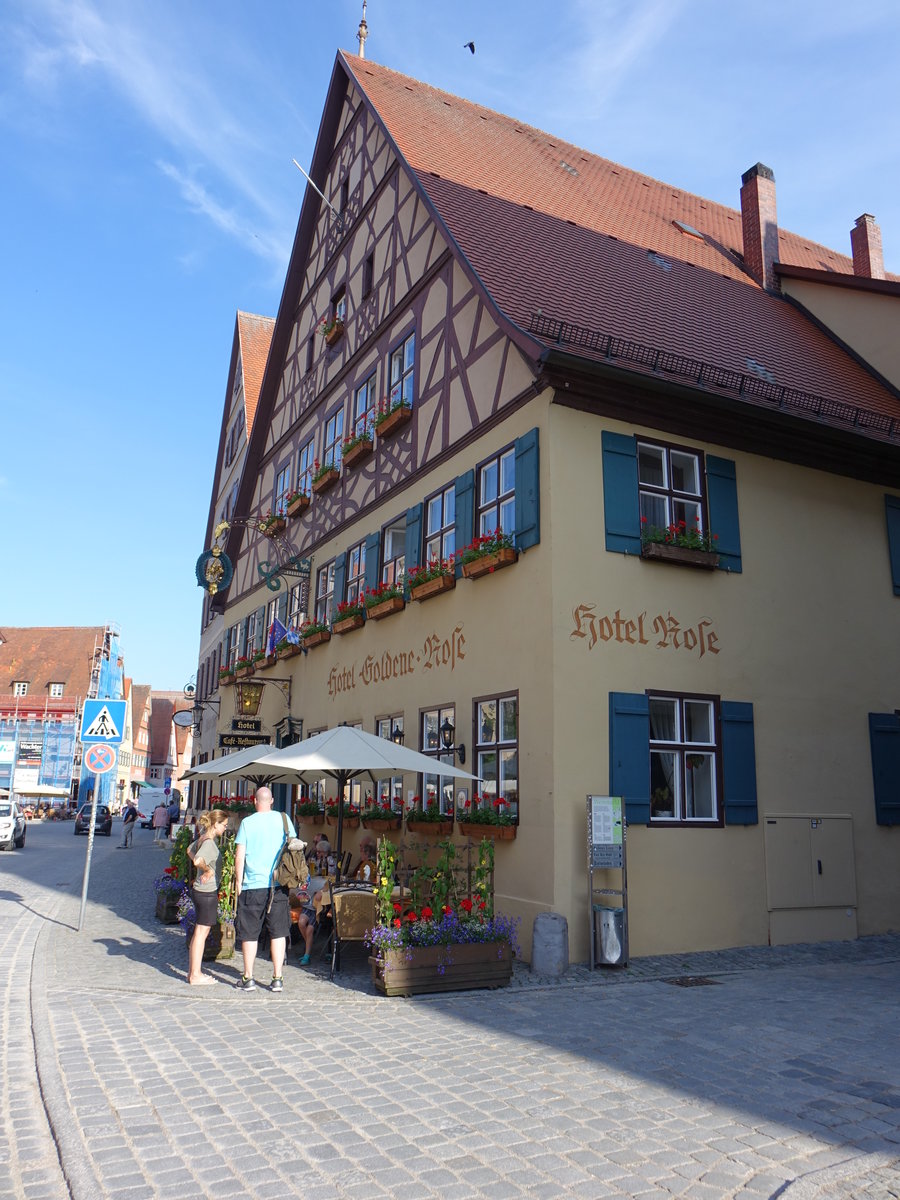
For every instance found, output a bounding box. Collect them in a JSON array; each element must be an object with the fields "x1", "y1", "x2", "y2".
[
  {"x1": 342, "y1": 439, "x2": 373, "y2": 470},
  {"x1": 276, "y1": 641, "x2": 303, "y2": 659},
  {"x1": 366, "y1": 595, "x2": 405, "y2": 620},
  {"x1": 406, "y1": 819, "x2": 453, "y2": 837},
  {"x1": 203, "y1": 920, "x2": 235, "y2": 961},
  {"x1": 409, "y1": 574, "x2": 456, "y2": 602},
  {"x1": 286, "y1": 495, "x2": 310, "y2": 518},
  {"x1": 361, "y1": 815, "x2": 402, "y2": 832},
  {"x1": 326, "y1": 813, "x2": 360, "y2": 830},
  {"x1": 371, "y1": 941, "x2": 513, "y2": 996},
  {"x1": 234, "y1": 665, "x2": 255, "y2": 679},
  {"x1": 155, "y1": 891, "x2": 181, "y2": 924},
  {"x1": 312, "y1": 467, "x2": 340, "y2": 495},
  {"x1": 461, "y1": 547, "x2": 518, "y2": 579},
  {"x1": 263, "y1": 517, "x2": 286, "y2": 537},
  {"x1": 254, "y1": 654, "x2": 277, "y2": 671},
  {"x1": 458, "y1": 822, "x2": 517, "y2": 841},
  {"x1": 333, "y1": 613, "x2": 365, "y2": 635},
  {"x1": 640, "y1": 542, "x2": 720, "y2": 570},
  {"x1": 296, "y1": 812, "x2": 325, "y2": 826},
  {"x1": 302, "y1": 629, "x2": 331, "y2": 649},
  {"x1": 376, "y1": 404, "x2": 413, "y2": 439},
  {"x1": 324, "y1": 319, "x2": 344, "y2": 348},
  {"x1": 219, "y1": 674, "x2": 235, "y2": 688}
]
